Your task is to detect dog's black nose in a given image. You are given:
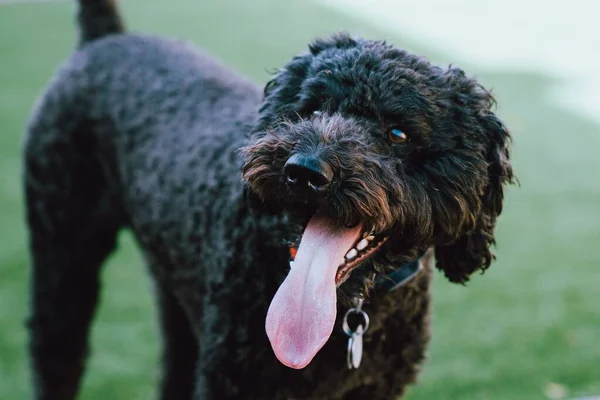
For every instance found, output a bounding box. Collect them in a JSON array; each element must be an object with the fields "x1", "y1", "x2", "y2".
[{"x1": 284, "y1": 154, "x2": 333, "y2": 191}]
